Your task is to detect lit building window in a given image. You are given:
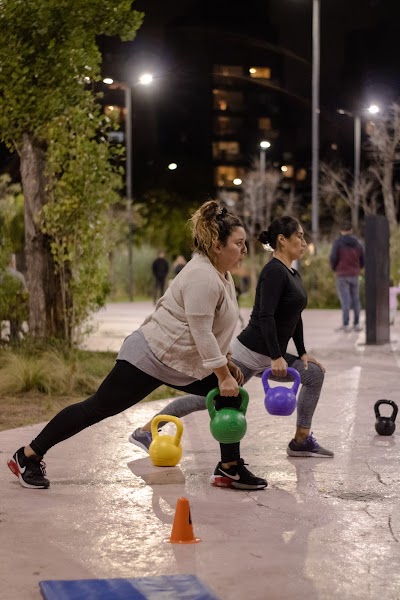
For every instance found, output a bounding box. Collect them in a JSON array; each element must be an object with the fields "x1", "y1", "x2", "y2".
[
  {"x1": 212, "y1": 89, "x2": 244, "y2": 112},
  {"x1": 214, "y1": 166, "x2": 245, "y2": 187},
  {"x1": 296, "y1": 168, "x2": 307, "y2": 182},
  {"x1": 249, "y1": 67, "x2": 271, "y2": 79},
  {"x1": 281, "y1": 165, "x2": 294, "y2": 178},
  {"x1": 212, "y1": 141, "x2": 240, "y2": 160},
  {"x1": 213, "y1": 65, "x2": 244, "y2": 78},
  {"x1": 258, "y1": 117, "x2": 272, "y2": 131},
  {"x1": 214, "y1": 116, "x2": 243, "y2": 136}
]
